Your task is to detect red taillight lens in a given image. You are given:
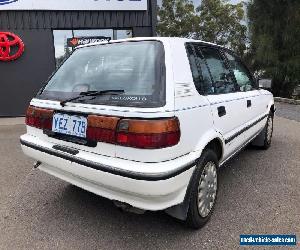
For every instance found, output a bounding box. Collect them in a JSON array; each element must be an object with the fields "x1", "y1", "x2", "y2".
[
  {"x1": 116, "y1": 131, "x2": 180, "y2": 149},
  {"x1": 86, "y1": 115, "x2": 120, "y2": 143},
  {"x1": 25, "y1": 106, "x2": 53, "y2": 130},
  {"x1": 116, "y1": 118, "x2": 180, "y2": 149},
  {"x1": 87, "y1": 127, "x2": 115, "y2": 143}
]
